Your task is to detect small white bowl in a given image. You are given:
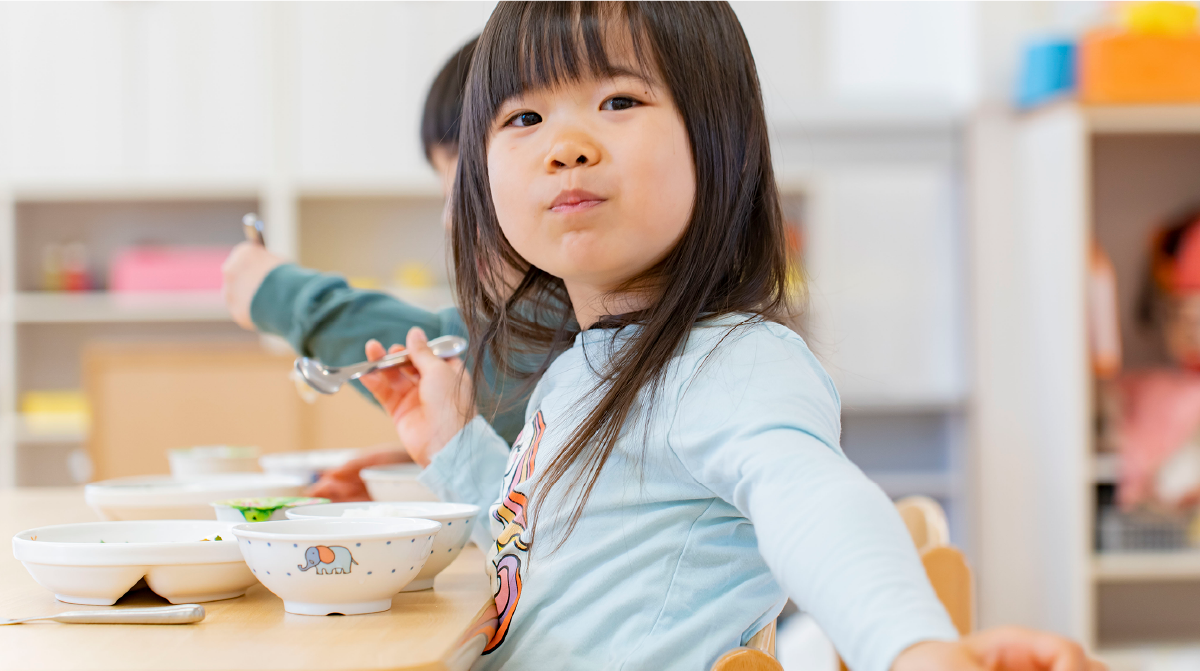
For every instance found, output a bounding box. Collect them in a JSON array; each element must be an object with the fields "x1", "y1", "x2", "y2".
[
  {"x1": 259, "y1": 448, "x2": 362, "y2": 484},
  {"x1": 361, "y1": 464, "x2": 439, "y2": 502},
  {"x1": 212, "y1": 497, "x2": 330, "y2": 523},
  {"x1": 12, "y1": 520, "x2": 254, "y2": 606},
  {"x1": 232, "y1": 518, "x2": 441, "y2": 616},
  {"x1": 168, "y1": 446, "x2": 261, "y2": 479},
  {"x1": 285, "y1": 501, "x2": 480, "y2": 591},
  {"x1": 85, "y1": 474, "x2": 308, "y2": 521}
]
